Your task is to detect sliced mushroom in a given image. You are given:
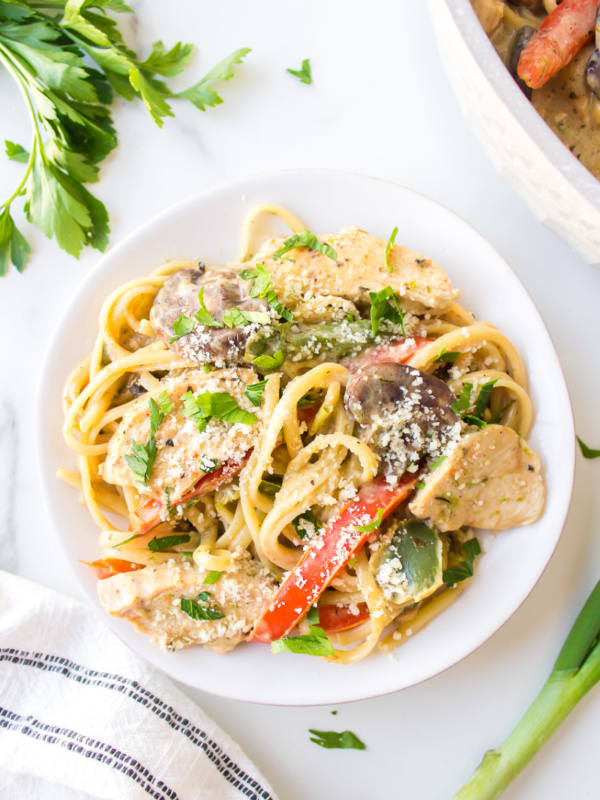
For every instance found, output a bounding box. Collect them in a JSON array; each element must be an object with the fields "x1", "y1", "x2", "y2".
[
  {"x1": 509, "y1": 25, "x2": 536, "y2": 99},
  {"x1": 150, "y1": 268, "x2": 270, "y2": 365},
  {"x1": 586, "y1": 5, "x2": 600, "y2": 100},
  {"x1": 344, "y1": 363, "x2": 460, "y2": 477},
  {"x1": 97, "y1": 554, "x2": 277, "y2": 653},
  {"x1": 408, "y1": 425, "x2": 544, "y2": 531},
  {"x1": 371, "y1": 520, "x2": 444, "y2": 605}
]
